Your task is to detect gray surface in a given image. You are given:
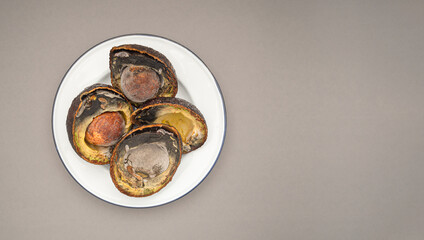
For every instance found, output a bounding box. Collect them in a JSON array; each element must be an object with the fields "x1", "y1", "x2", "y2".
[{"x1": 1, "y1": 0, "x2": 424, "y2": 239}]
